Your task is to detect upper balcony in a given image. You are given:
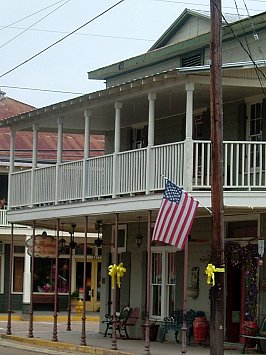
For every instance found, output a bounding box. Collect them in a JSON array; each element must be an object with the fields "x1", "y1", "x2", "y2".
[{"x1": 8, "y1": 139, "x2": 266, "y2": 210}]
